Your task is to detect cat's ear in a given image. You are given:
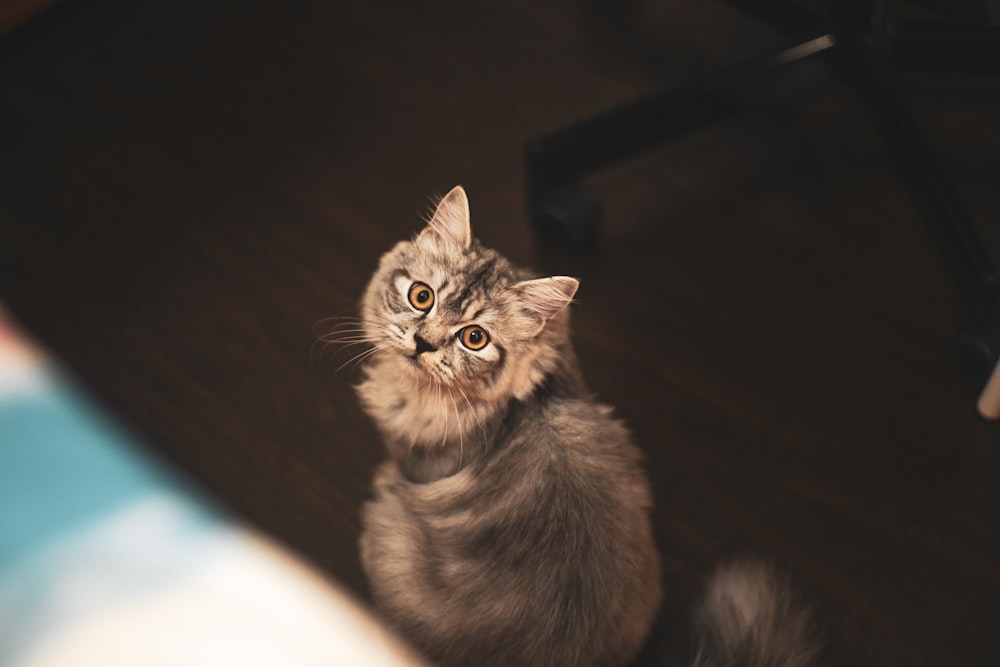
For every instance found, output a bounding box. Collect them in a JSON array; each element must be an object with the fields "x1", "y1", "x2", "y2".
[
  {"x1": 512, "y1": 276, "x2": 579, "y2": 336},
  {"x1": 418, "y1": 185, "x2": 472, "y2": 251}
]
